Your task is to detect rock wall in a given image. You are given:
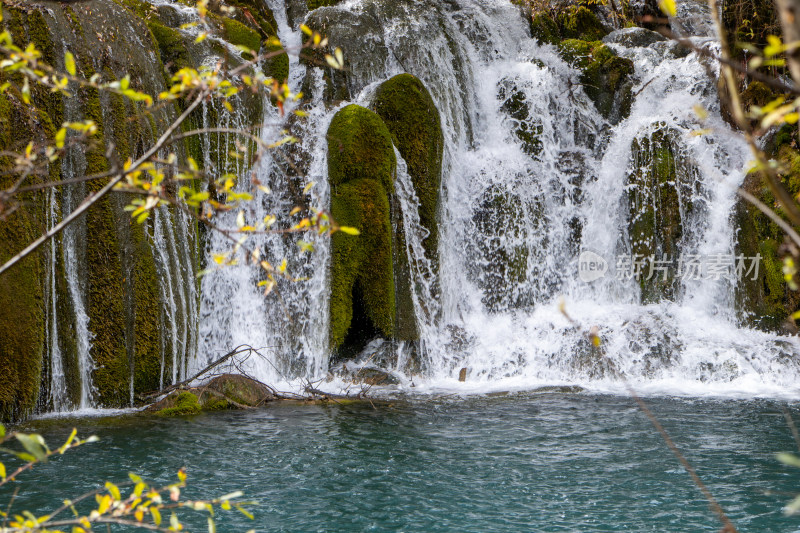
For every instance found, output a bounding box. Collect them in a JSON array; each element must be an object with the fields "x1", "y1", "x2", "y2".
[{"x1": 0, "y1": 0, "x2": 277, "y2": 420}]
